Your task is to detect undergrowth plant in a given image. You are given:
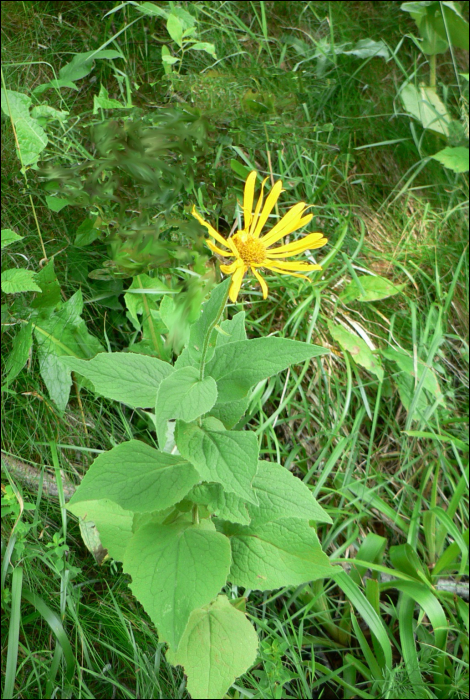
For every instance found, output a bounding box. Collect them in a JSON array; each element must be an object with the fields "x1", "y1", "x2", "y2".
[
  {"x1": 59, "y1": 173, "x2": 336, "y2": 699},
  {"x1": 399, "y1": 0, "x2": 469, "y2": 173}
]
